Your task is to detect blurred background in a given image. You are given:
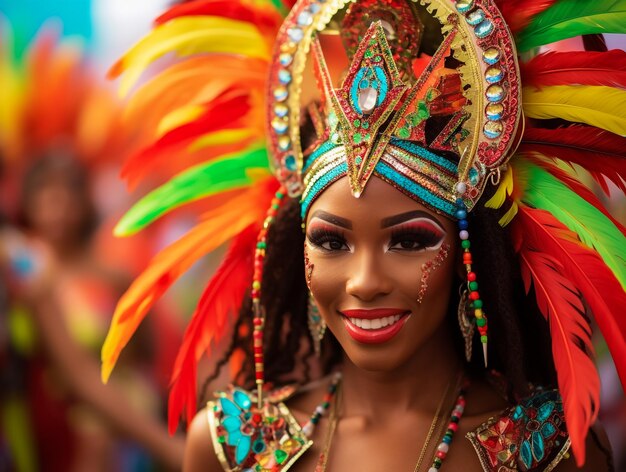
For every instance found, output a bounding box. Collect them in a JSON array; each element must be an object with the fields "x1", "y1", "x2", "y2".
[{"x1": 0, "y1": 1, "x2": 624, "y2": 472}]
